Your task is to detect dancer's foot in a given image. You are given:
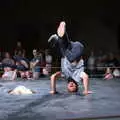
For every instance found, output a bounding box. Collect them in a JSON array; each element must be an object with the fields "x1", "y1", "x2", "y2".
[{"x1": 57, "y1": 21, "x2": 66, "y2": 37}]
